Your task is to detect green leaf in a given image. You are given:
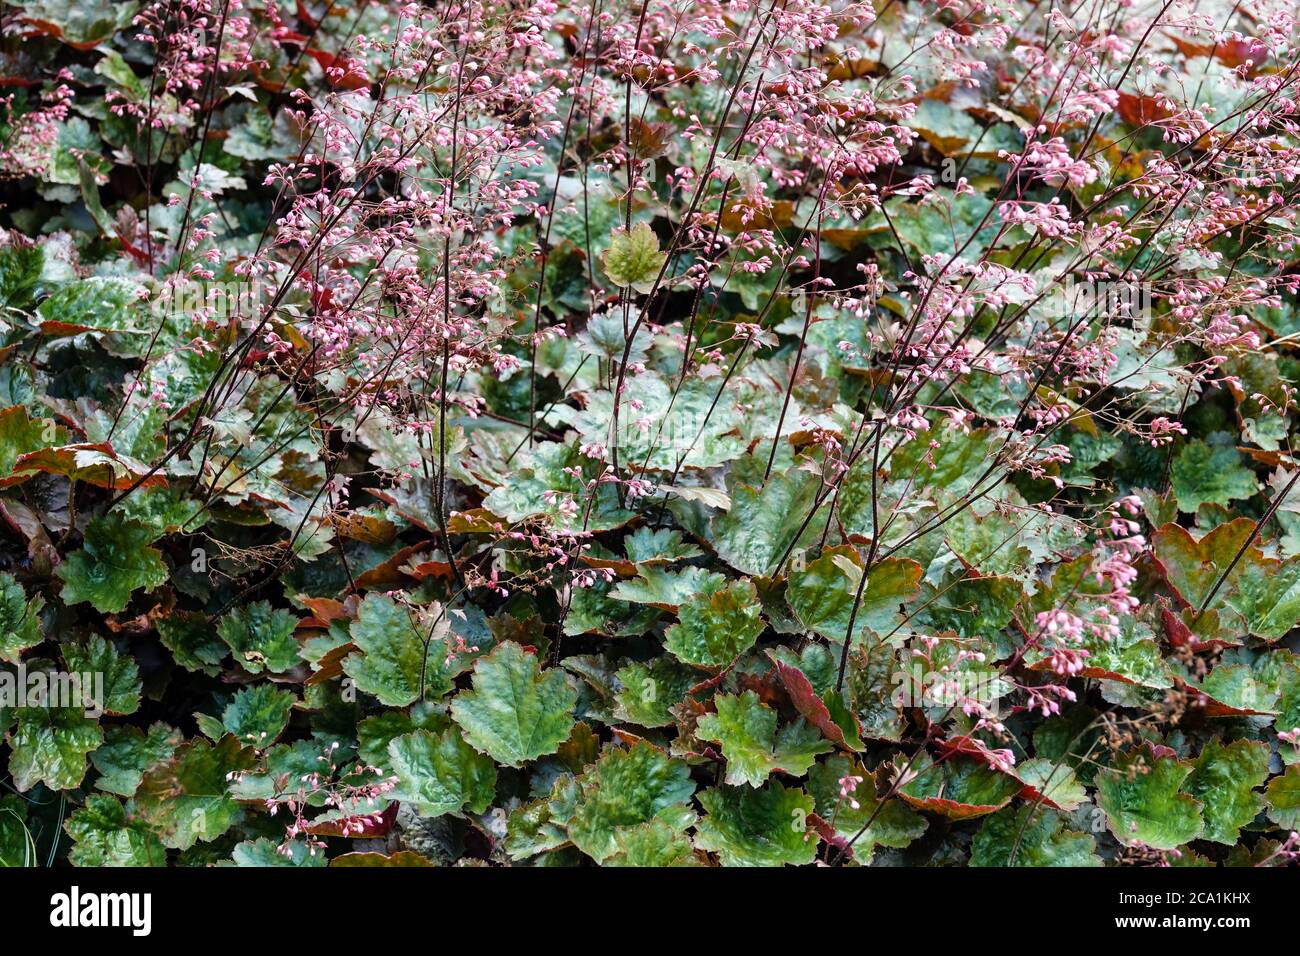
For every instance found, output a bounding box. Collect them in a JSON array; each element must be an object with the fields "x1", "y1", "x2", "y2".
[
  {"x1": 1170, "y1": 439, "x2": 1259, "y2": 513},
  {"x1": 886, "y1": 427, "x2": 997, "y2": 496},
  {"x1": 601, "y1": 222, "x2": 666, "y2": 293},
  {"x1": 0, "y1": 571, "x2": 43, "y2": 664},
  {"x1": 943, "y1": 505, "x2": 1044, "y2": 580},
  {"x1": 971, "y1": 807, "x2": 1100, "y2": 867},
  {"x1": 136, "y1": 735, "x2": 256, "y2": 850},
  {"x1": 1223, "y1": 551, "x2": 1300, "y2": 642},
  {"x1": 1193, "y1": 662, "x2": 1279, "y2": 715},
  {"x1": 1033, "y1": 705, "x2": 1102, "y2": 784},
  {"x1": 225, "y1": 740, "x2": 321, "y2": 804},
  {"x1": 65, "y1": 794, "x2": 164, "y2": 867},
  {"x1": 0, "y1": 243, "x2": 42, "y2": 310},
  {"x1": 0, "y1": 404, "x2": 58, "y2": 479},
  {"x1": 356, "y1": 706, "x2": 446, "y2": 767},
  {"x1": 613, "y1": 657, "x2": 699, "y2": 727},
  {"x1": 845, "y1": 639, "x2": 906, "y2": 742},
  {"x1": 577, "y1": 309, "x2": 654, "y2": 363},
  {"x1": 229, "y1": 838, "x2": 326, "y2": 867},
  {"x1": 786, "y1": 548, "x2": 922, "y2": 643},
  {"x1": 222, "y1": 684, "x2": 296, "y2": 747},
  {"x1": 386, "y1": 727, "x2": 498, "y2": 818},
  {"x1": 609, "y1": 565, "x2": 727, "y2": 609},
  {"x1": 482, "y1": 440, "x2": 634, "y2": 534},
  {"x1": 56, "y1": 513, "x2": 168, "y2": 613},
  {"x1": 564, "y1": 578, "x2": 663, "y2": 638},
  {"x1": 62, "y1": 634, "x2": 141, "y2": 715},
  {"x1": 567, "y1": 742, "x2": 695, "y2": 862},
  {"x1": 505, "y1": 775, "x2": 577, "y2": 860},
  {"x1": 7, "y1": 705, "x2": 103, "y2": 791},
  {"x1": 663, "y1": 579, "x2": 765, "y2": 668},
  {"x1": 695, "y1": 782, "x2": 819, "y2": 867},
  {"x1": 1012, "y1": 758, "x2": 1088, "y2": 811},
  {"x1": 36, "y1": 276, "x2": 147, "y2": 335},
  {"x1": 623, "y1": 527, "x2": 703, "y2": 564},
  {"x1": 450, "y1": 642, "x2": 577, "y2": 768},
  {"x1": 1183, "y1": 739, "x2": 1269, "y2": 844},
  {"x1": 223, "y1": 108, "x2": 302, "y2": 162},
  {"x1": 342, "y1": 594, "x2": 428, "y2": 706},
  {"x1": 1030, "y1": 615, "x2": 1173, "y2": 690},
  {"x1": 1266, "y1": 765, "x2": 1300, "y2": 829},
  {"x1": 865, "y1": 191, "x2": 997, "y2": 258},
  {"x1": 90, "y1": 722, "x2": 181, "y2": 797},
  {"x1": 216, "y1": 600, "x2": 301, "y2": 675},
  {"x1": 807, "y1": 757, "x2": 926, "y2": 863},
  {"x1": 919, "y1": 575, "x2": 1022, "y2": 641},
  {"x1": 709, "y1": 468, "x2": 824, "y2": 576},
  {"x1": 1153, "y1": 519, "x2": 1300, "y2": 640},
  {"x1": 573, "y1": 374, "x2": 746, "y2": 472},
  {"x1": 696, "y1": 691, "x2": 832, "y2": 787},
  {"x1": 1152, "y1": 518, "x2": 1253, "y2": 608},
  {"x1": 115, "y1": 484, "x2": 199, "y2": 539},
  {"x1": 157, "y1": 611, "x2": 227, "y2": 675},
  {"x1": 605, "y1": 817, "x2": 702, "y2": 866},
  {"x1": 1096, "y1": 746, "x2": 1204, "y2": 849},
  {"x1": 898, "y1": 756, "x2": 1021, "y2": 820}
]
